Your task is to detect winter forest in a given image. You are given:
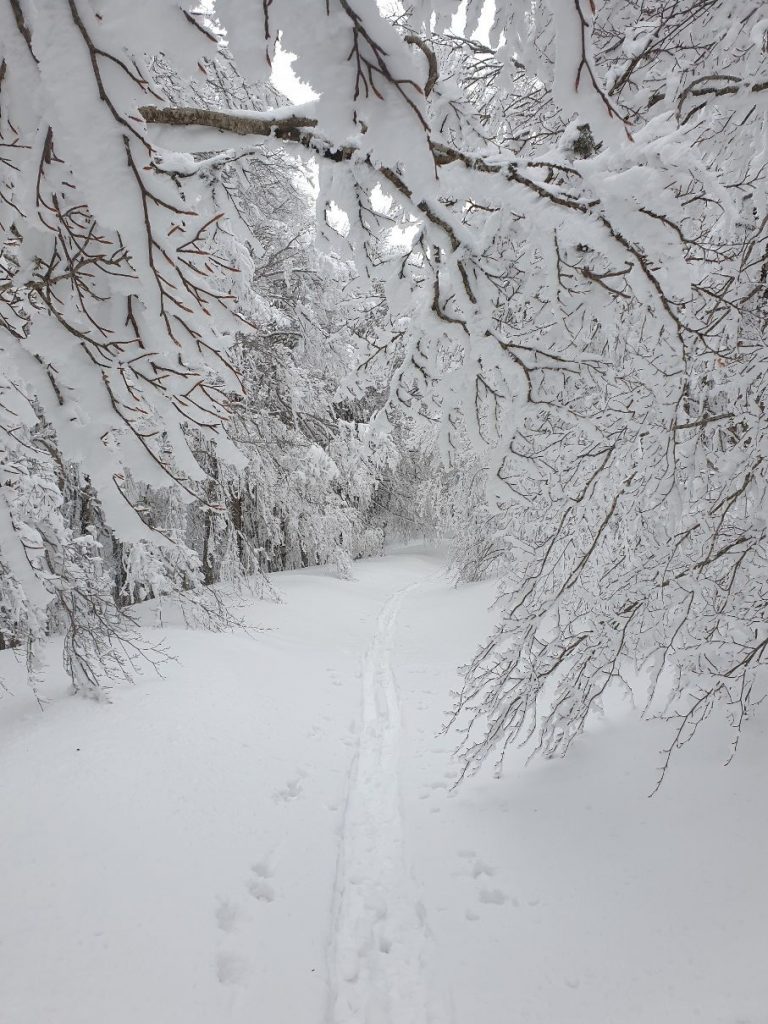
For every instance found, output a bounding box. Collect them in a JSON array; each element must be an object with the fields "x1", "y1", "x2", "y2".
[{"x1": 1, "y1": 2, "x2": 766, "y2": 1022}]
